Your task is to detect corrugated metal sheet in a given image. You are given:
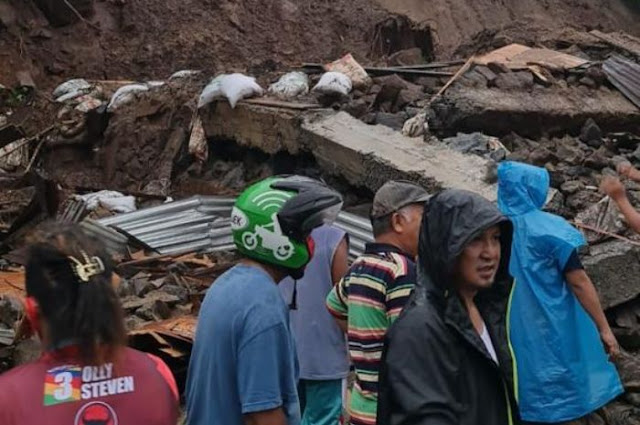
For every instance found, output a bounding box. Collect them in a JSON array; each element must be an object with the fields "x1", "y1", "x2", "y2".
[
  {"x1": 97, "y1": 196, "x2": 374, "y2": 258},
  {"x1": 603, "y1": 55, "x2": 640, "y2": 109},
  {"x1": 97, "y1": 196, "x2": 235, "y2": 256},
  {"x1": 80, "y1": 219, "x2": 130, "y2": 256}
]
